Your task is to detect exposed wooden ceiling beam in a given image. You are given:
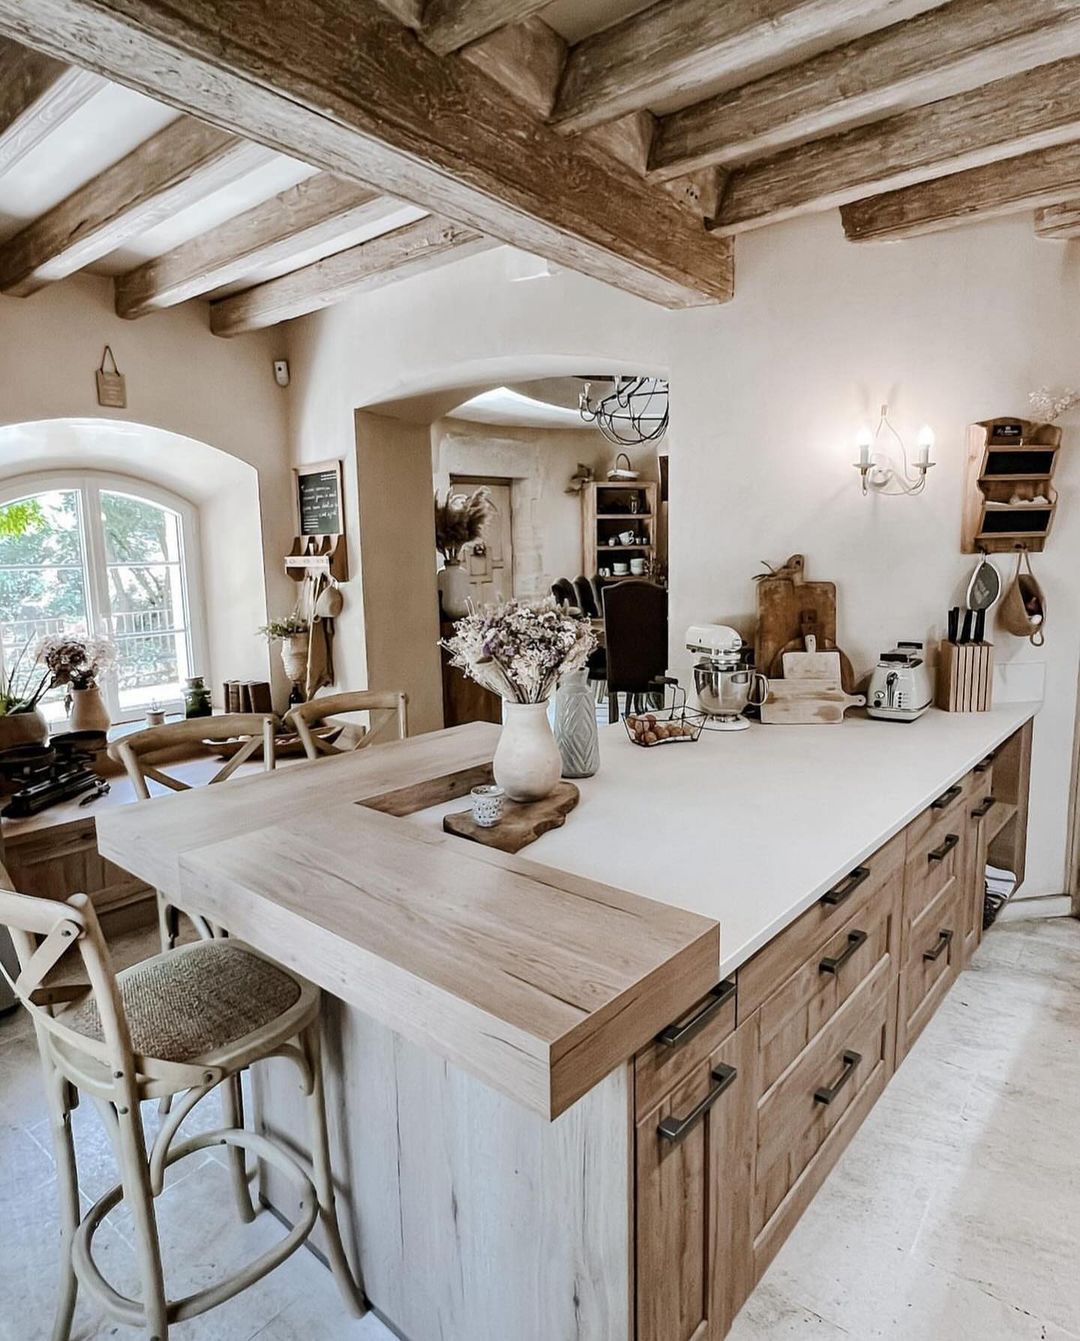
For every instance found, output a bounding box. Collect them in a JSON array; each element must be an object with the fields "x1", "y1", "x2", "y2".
[
  {"x1": 458, "y1": 16, "x2": 566, "y2": 120},
  {"x1": 115, "y1": 174, "x2": 409, "y2": 317},
  {"x1": 841, "y1": 141, "x2": 1080, "y2": 241},
  {"x1": 209, "y1": 214, "x2": 496, "y2": 336},
  {"x1": 1034, "y1": 199, "x2": 1080, "y2": 241},
  {"x1": 549, "y1": 0, "x2": 938, "y2": 135},
  {"x1": 0, "y1": 0, "x2": 733, "y2": 309},
  {"x1": 712, "y1": 53, "x2": 1080, "y2": 234},
  {"x1": 0, "y1": 37, "x2": 103, "y2": 174},
  {"x1": 419, "y1": 0, "x2": 552, "y2": 57},
  {"x1": 650, "y1": 0, "x2": 1080, "y2": 179},
  {"x1": 0, "y1": 116, "x2": 275, "y2": 296}
]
